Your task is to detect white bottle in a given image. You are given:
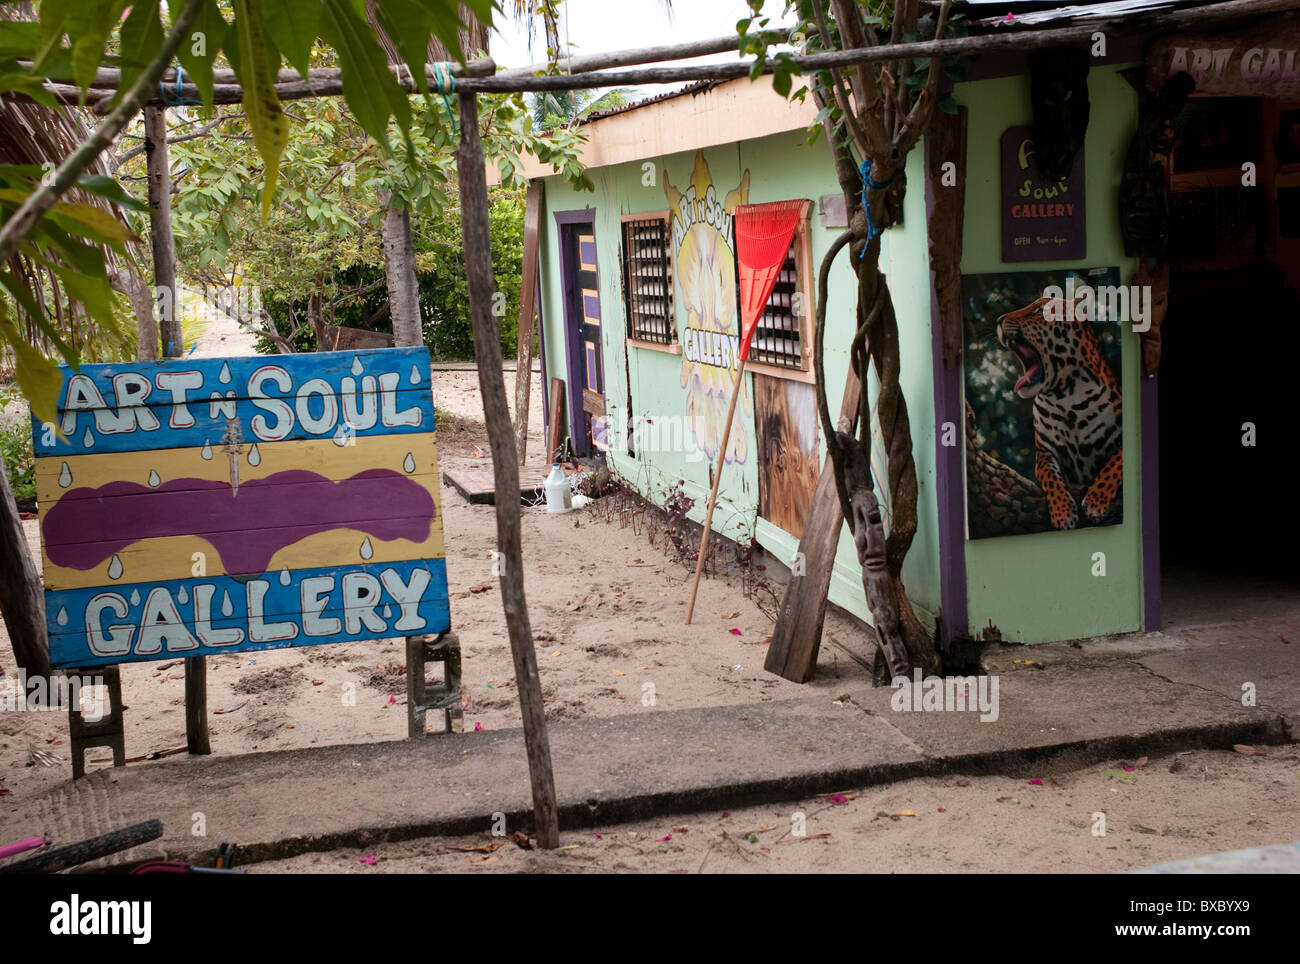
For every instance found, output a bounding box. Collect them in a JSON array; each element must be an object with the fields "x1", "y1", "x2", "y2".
[{"x1": 544, "y1": 463, "x2": 573, "y2": 513}]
